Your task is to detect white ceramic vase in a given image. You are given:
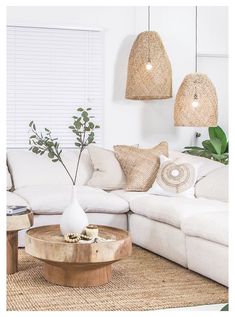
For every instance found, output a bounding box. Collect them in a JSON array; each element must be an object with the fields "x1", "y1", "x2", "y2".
[{"x1": 60, "y1": 185, "x2": 88, "y2": 235}]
